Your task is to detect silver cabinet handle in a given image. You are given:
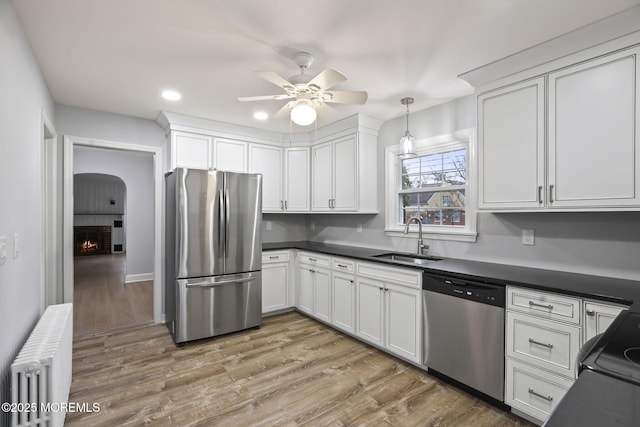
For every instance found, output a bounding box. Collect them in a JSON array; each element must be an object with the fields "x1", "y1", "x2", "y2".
[
  {"x1": 269, "y1": 255, "x2": 279, "y2": 260},
  {"x1": 309, "y1": 258, "x2": 316, "y2": 262},
  {"x1": 549, "y1": 184, "x2": 555, "y2": 203},
  {"x1": 337, "y1": 264, "x2": 348, "y2": 269},
  {"x1": 538, "y1": 186, "x2": 543, "y2": 204},
  {"x1": 284, "y1": 200, "x2": 288, "y2": 210},
  {"x1": 528, "y1": 388, "x2": 553, "y2": 402},
  {"x1": 379, "y1": 287, "x2": 384, "y2": 291},
  {"x1": 529, "y1": 338, "x2": 554, "y2": 349},
  {"x1": 280, "y1": 200, "x2": 284, "y2": 210},
  {"x1": 586, "y1": 309, "x2": 595, "y2": 316},
  {"x1": 328, "y1": 199, "x2": 332, "y2": 208},
  {"x1": 309, "y1": 269, "x2": 316, "y2": 273},
  {"x1": 529, "y1": 301, "x2": 554, "y2": 310},
  {"x1": 349, "y1": 280, "x2": 354, "y2": 284}
]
